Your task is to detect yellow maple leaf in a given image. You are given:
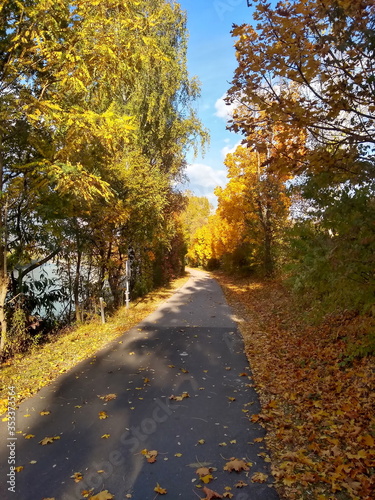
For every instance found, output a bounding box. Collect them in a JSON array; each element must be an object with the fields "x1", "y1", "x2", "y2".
[
  {"x1": 154, "y1": 483, "x2": 167, "y2": 495},
  {"x1": 15, "y1": 466, "x2": 24, "y2": 472},
  {"x1": 200, "y1": 474, "x2": 213, "y2": 484},
  {"x1": 101, "y1": 434, "x2": 110, "y2": 439},
  {"x1": 24, "y1": 434, "x2": 35, "y2": 439},
  {"x1": 40, "y1": 410, "x2": 51, "y2": 415},
  {"x1": 98, "y1": 411, "x2": 108, "y2": 419}
]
